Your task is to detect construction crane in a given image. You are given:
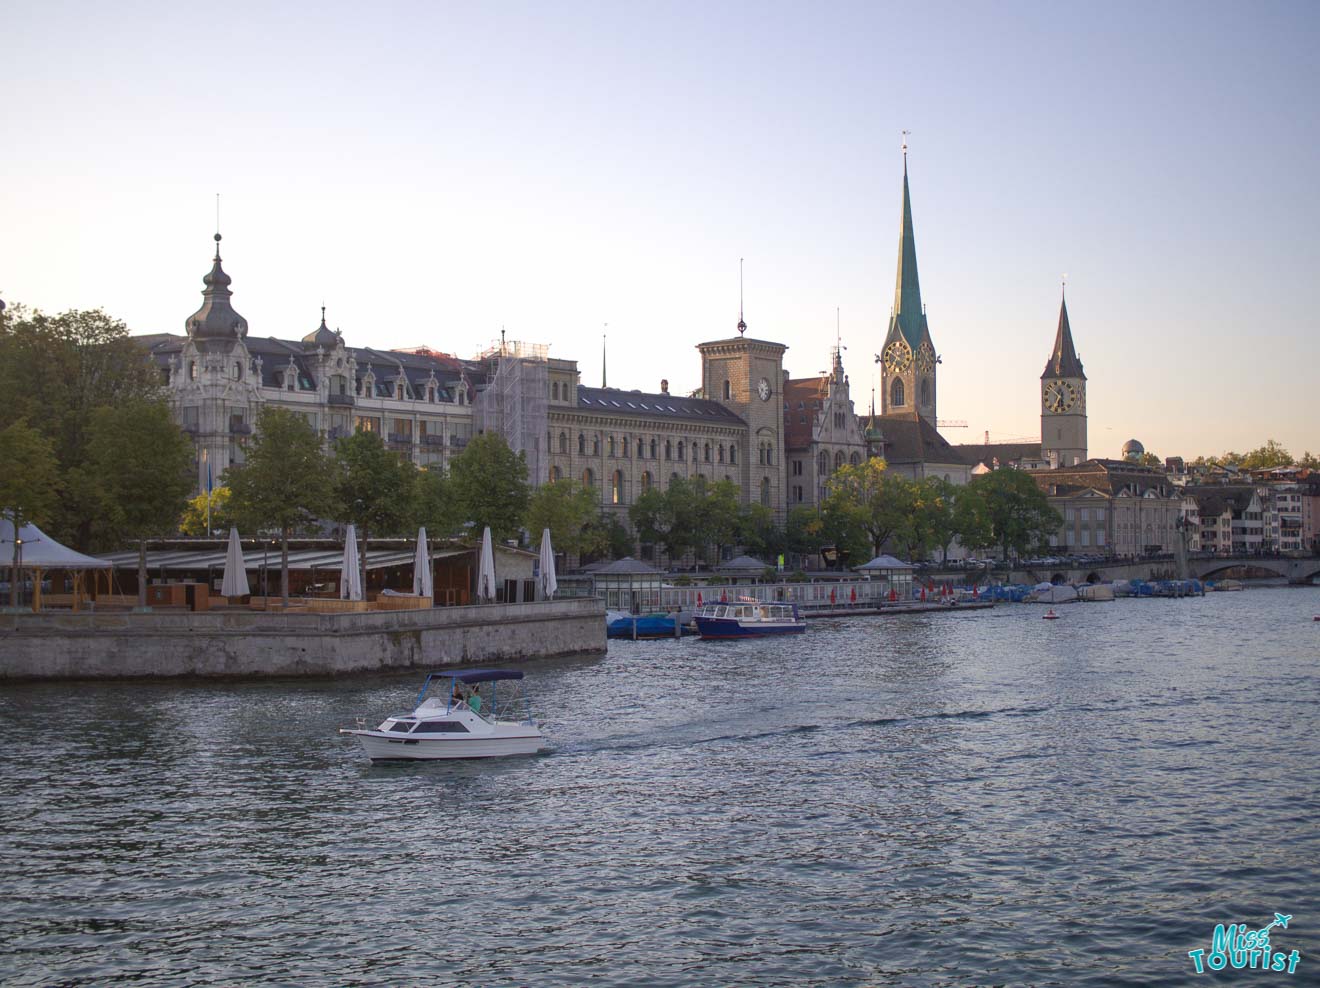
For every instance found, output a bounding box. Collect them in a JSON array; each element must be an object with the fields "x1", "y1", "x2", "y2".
[{"x1": 937, "y1": 419, "x2": 967, "y2": 429}]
